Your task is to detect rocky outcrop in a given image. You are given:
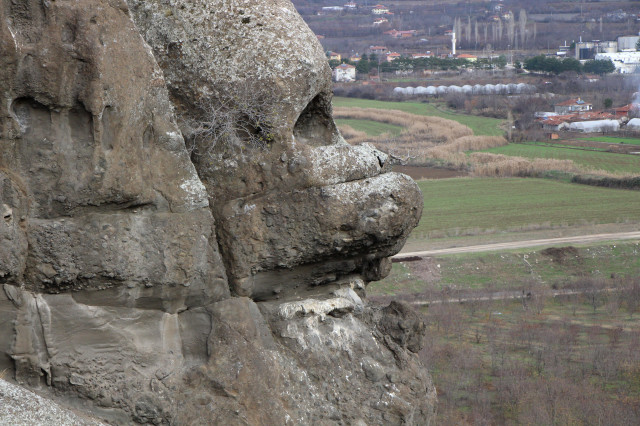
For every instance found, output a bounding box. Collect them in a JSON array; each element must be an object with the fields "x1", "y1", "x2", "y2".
[
  {"x1": 0, "y1": 0, "x2": 435, "y2": 424},
  {"x1": 125, "y1": 0, "x2": 422, "y2": 298}
]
